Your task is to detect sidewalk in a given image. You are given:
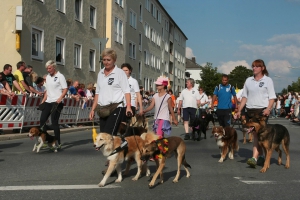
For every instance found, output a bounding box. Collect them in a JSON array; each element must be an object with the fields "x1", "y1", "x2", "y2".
[{"x1": 0, "y1": 126, "x2": 94, "y2": 141}]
